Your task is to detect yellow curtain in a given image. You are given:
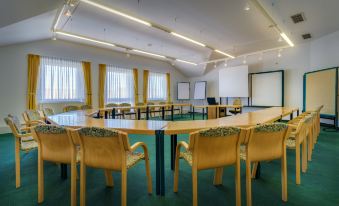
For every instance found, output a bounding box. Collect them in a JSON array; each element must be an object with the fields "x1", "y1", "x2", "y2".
[
  {"x1": 27, "y1": 54, "x2": 40, "y2": 109},
  {"x1": 166, "y1": 73, "x2": 171, "y2": 102},
  {"x1": 143, "y1": 70, "x2": 149, "y2": 103},
  {"x1": 99, "y1": 64, "x2": 106, "y2": 108},
  {"x1": 82, "y1": 61, "x2": 92, "y2": 106},
  {"x1": 133, "y1": 68, "x2": 139, "y2": 104}
]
